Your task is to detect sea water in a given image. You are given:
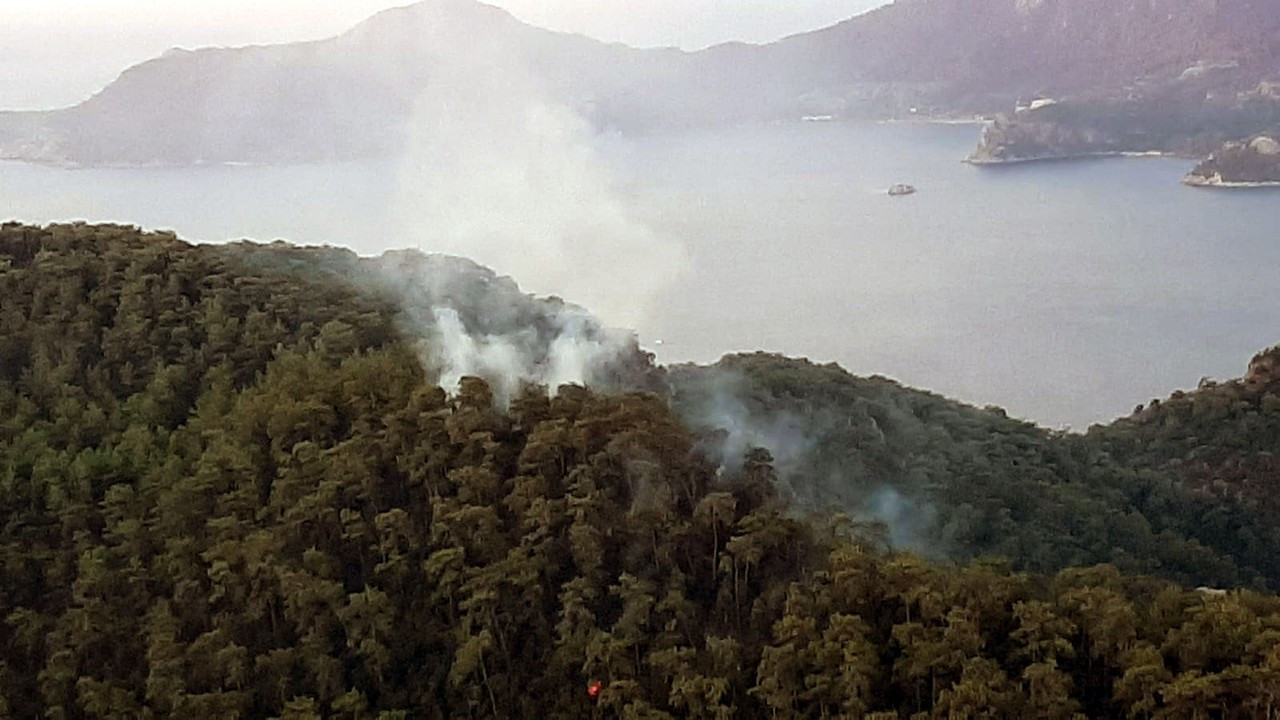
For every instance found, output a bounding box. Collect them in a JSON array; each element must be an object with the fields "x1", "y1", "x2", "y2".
[{"x1": 3, "y1": 120, "x2": 1278, "y2": 428}]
